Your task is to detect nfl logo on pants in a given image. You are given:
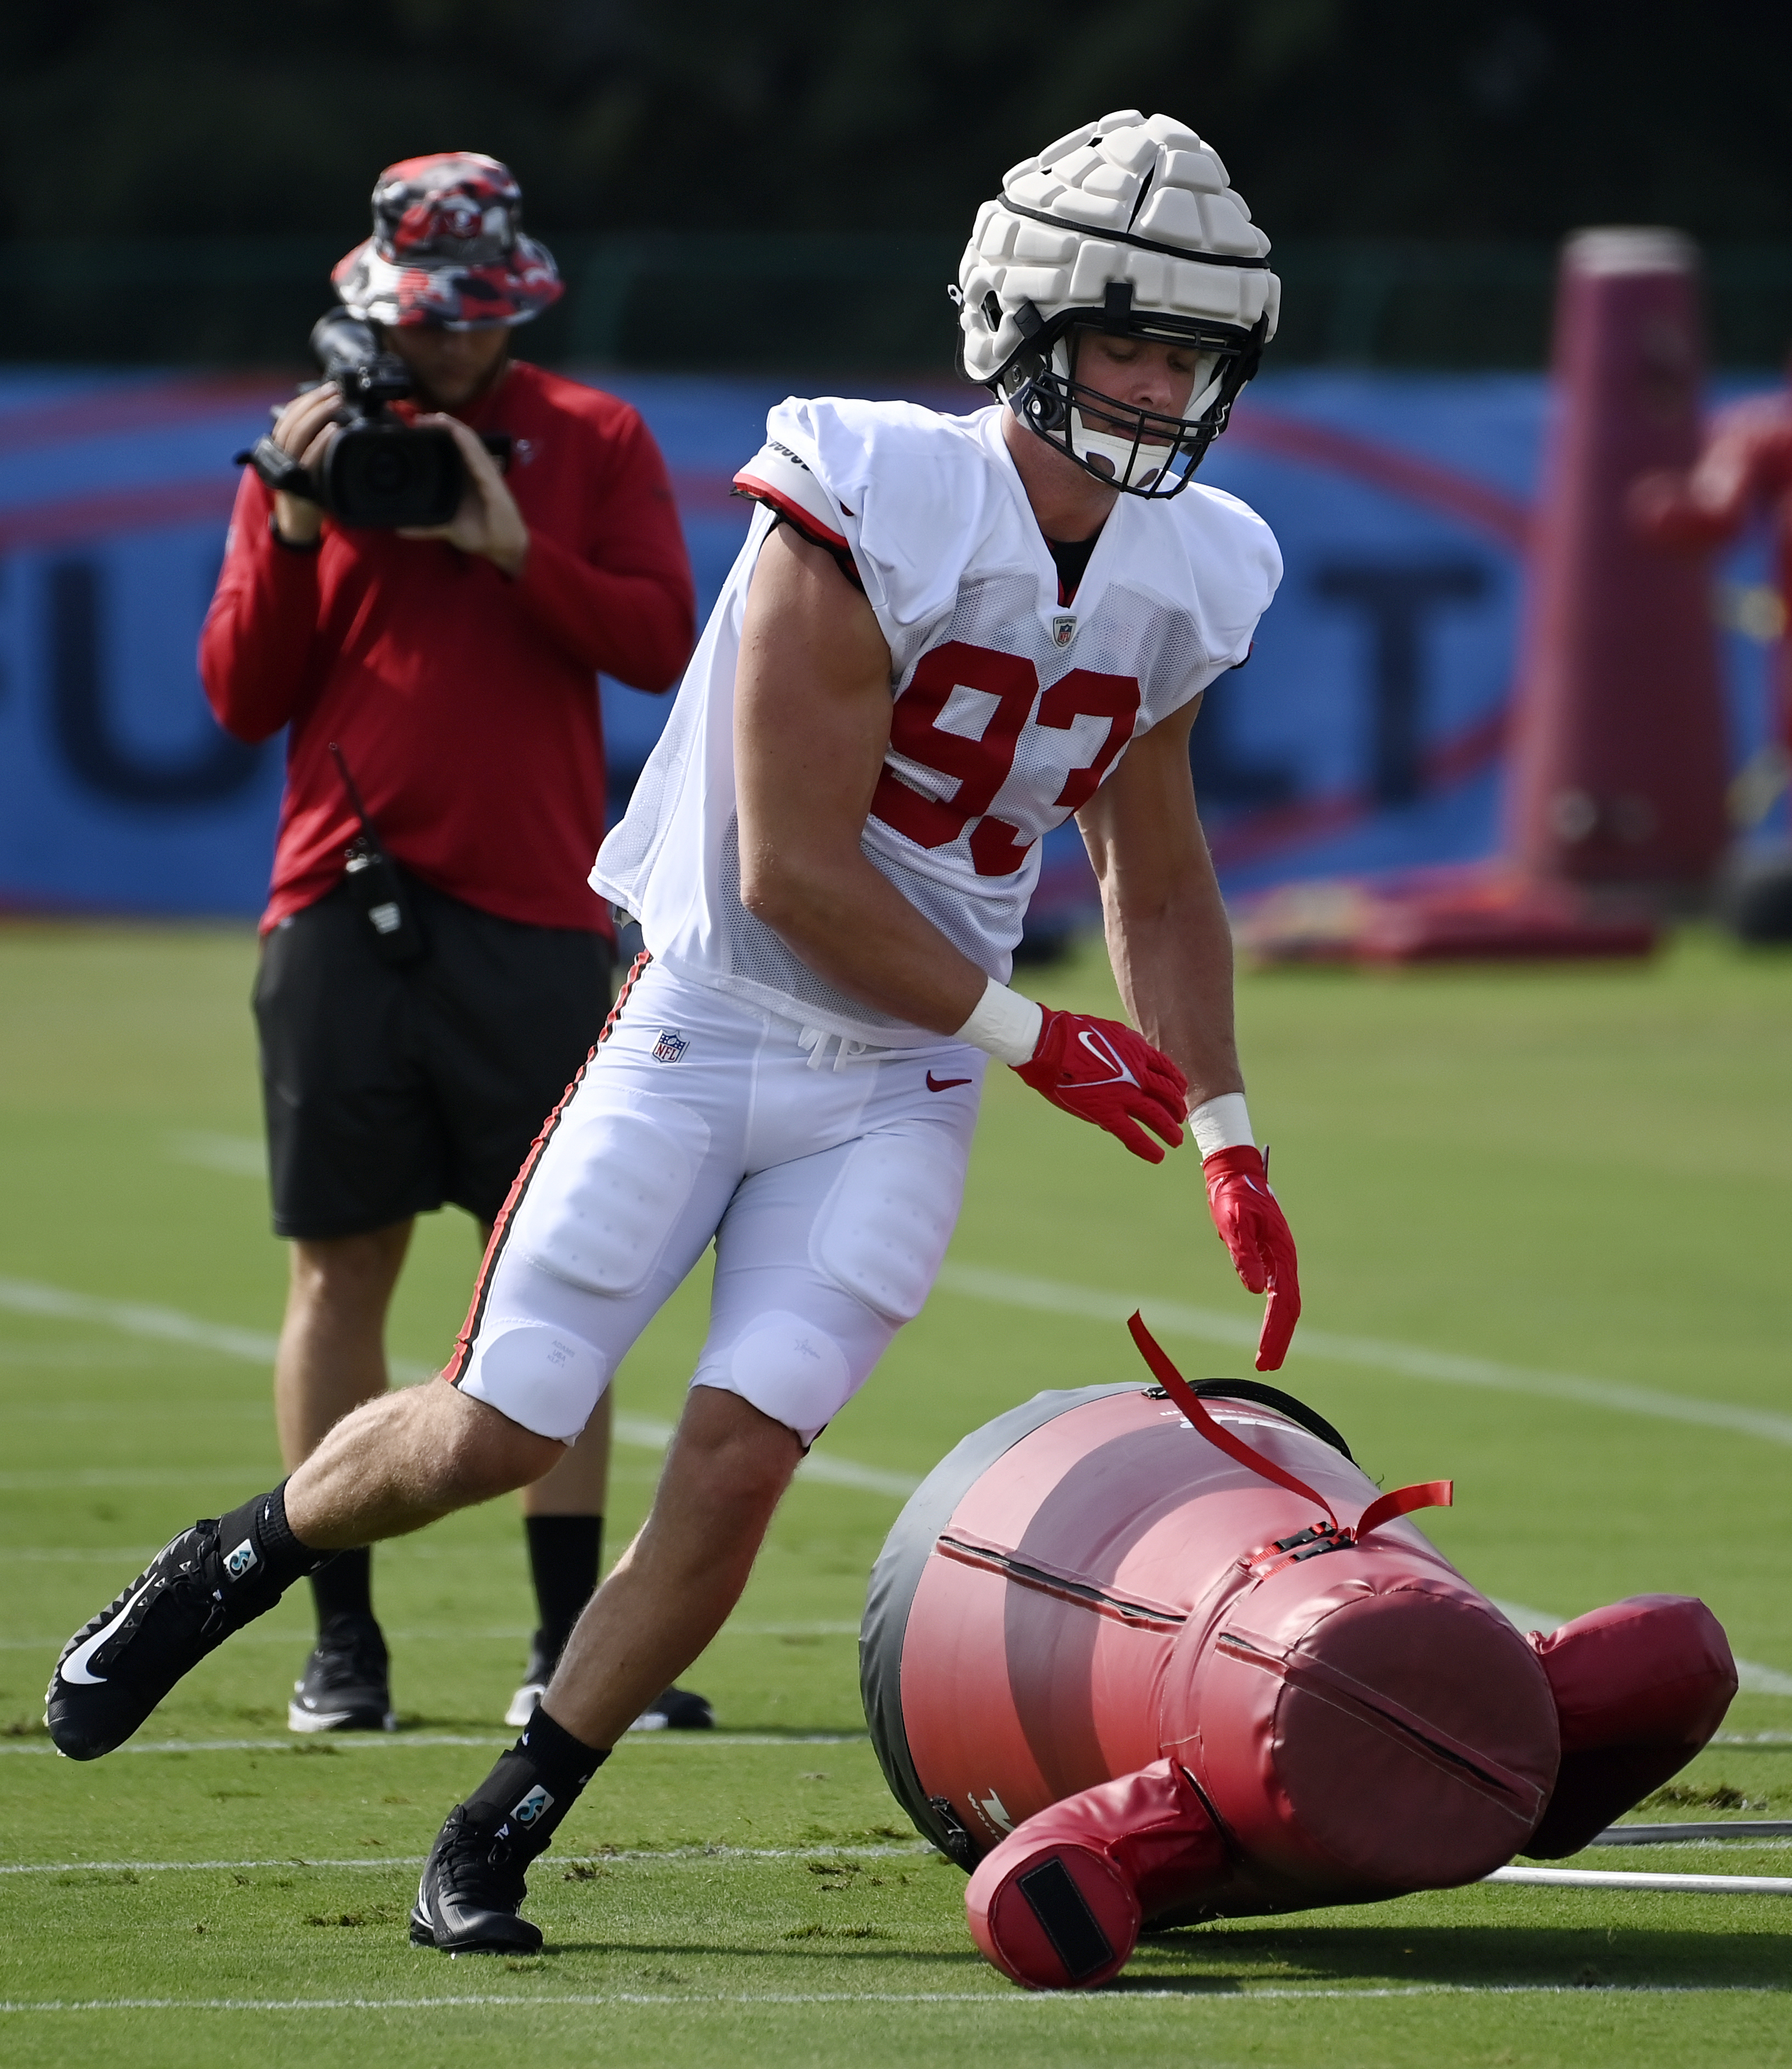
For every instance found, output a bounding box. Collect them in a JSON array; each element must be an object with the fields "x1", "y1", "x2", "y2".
[{"x1": 653, "y1": 1029, "x2": 689, "y2": 1064}]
